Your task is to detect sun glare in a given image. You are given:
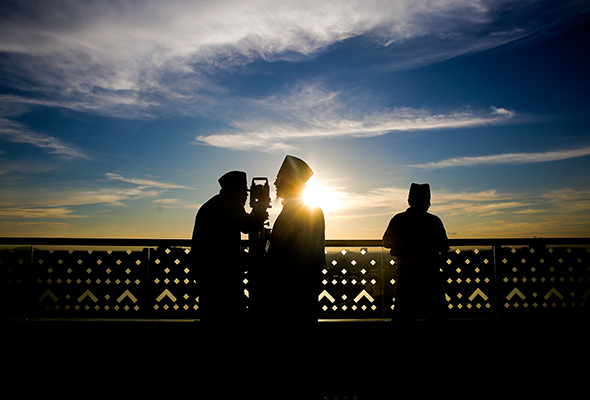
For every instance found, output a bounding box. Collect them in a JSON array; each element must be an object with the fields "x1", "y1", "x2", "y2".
[{"x1": 303, "y1": 181, "x2": 341, "y2": 212}]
